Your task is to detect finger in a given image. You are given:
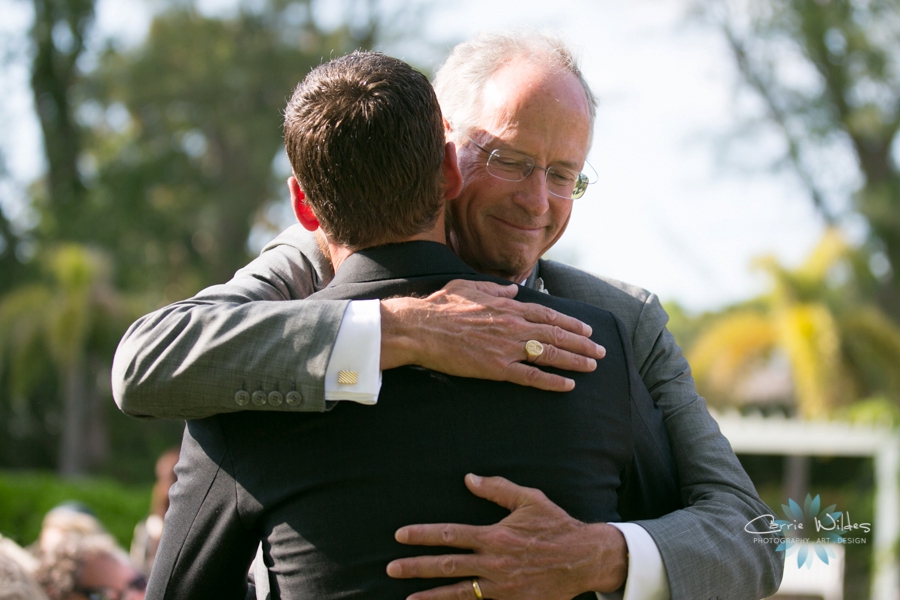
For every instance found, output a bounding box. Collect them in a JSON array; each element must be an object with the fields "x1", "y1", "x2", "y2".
[
  {"x1": 521, "y1": 322, "x2": 605, "y2": 360},
  {"x1": 464, "y1": 474, "x2": 544, "y2": 512},
  {"x1": 444, "y1": 279, "x2": 519, "y2": 299},
  {"x1": 500, "y1": 362, "x2": 575, "y2": 392},
  {"x1": 518, "y1": 301, "x2": 592, "y2": 337},
  {"x1": 526, "y1": 342, "x2": 598, "y2": 373},
  {"x1": 394, "y1": 523, "x2": 483, "y2": 549},
  {"x1": 441, "y1": 282, "x2": 596, "y2": 341},
  {"x1": 386, "y1": 553, "x2": 483, "y2": 579},
  {"x1": 405, "y1": 578, "x2": 493, "y2": 600}
]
